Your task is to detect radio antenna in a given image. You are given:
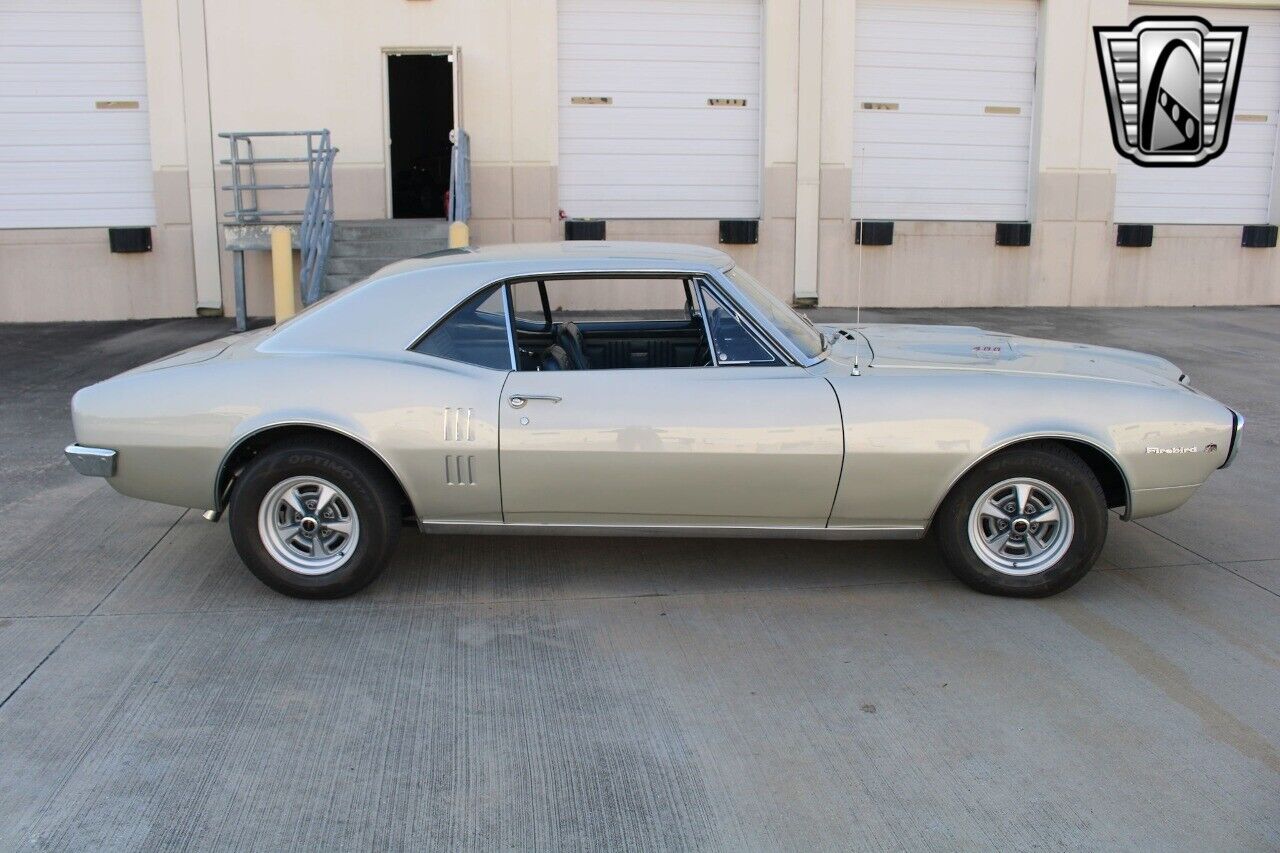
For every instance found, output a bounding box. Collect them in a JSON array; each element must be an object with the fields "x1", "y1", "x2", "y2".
[{"x1": 856, "y1": 145, "x2": 865, "y2": 328}]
